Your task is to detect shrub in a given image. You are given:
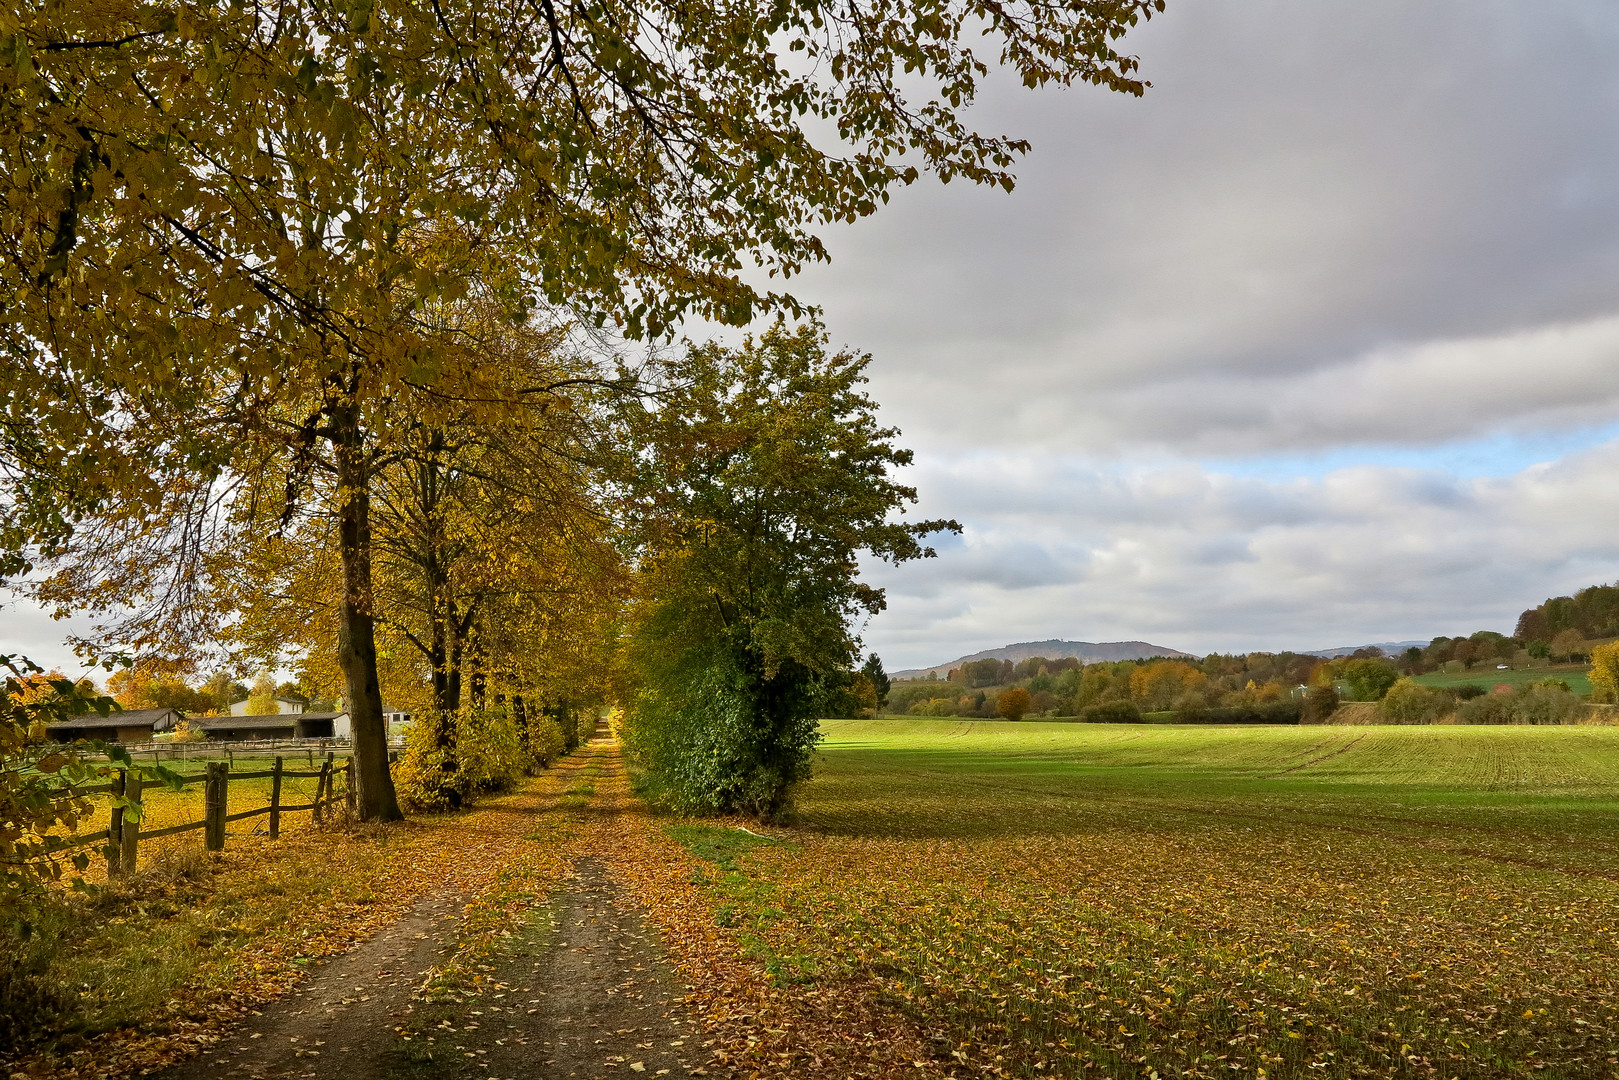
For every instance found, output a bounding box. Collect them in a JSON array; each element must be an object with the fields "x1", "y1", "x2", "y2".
[
  {"x1": 0, "y1": 898, "x2": 72, "y2": 1057},
  {"x1": 395, "y1": 707, "x2": 538, "y2": 811},
  {"x1": 1453, "y1": 684, "x2": 1488, "y2": 701},
  {"x1": 528, "y1": 716, "x2": 567, "y2": 768},
  {"x1": 1379, "y1": 679, "x2": 1453, "y2": 725},
  {"x1": 1175, "y1": 702, "x2": 1302, "y2": 725},
  {"x1": 1080, "y1": 701, "x2": 1142, "y2": 724},
  {"x1": 621, "y1": 625, "x2": 823, "y2": 818},
  {"x1": 1456, "y1": 685, "x2": 1587, "y2": 725},
  {"x1": 1301, "y1": 685, "x2": 1339, "y2": 723}
]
